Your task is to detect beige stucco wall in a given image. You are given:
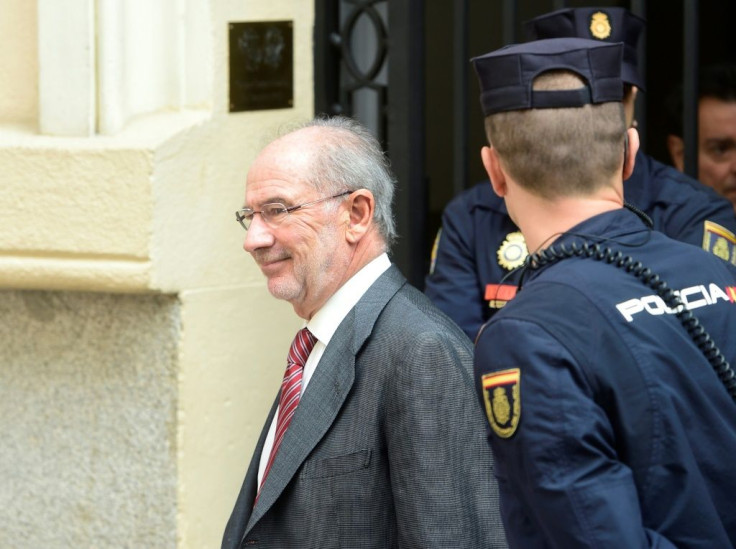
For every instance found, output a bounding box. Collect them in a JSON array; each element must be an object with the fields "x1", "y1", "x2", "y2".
[
  {"x1": 0, "y1": 0, "x2": 37, "y2": 124},
  {"x1": 0, "y1": 0, "x2": 311, "y2": 547}
]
